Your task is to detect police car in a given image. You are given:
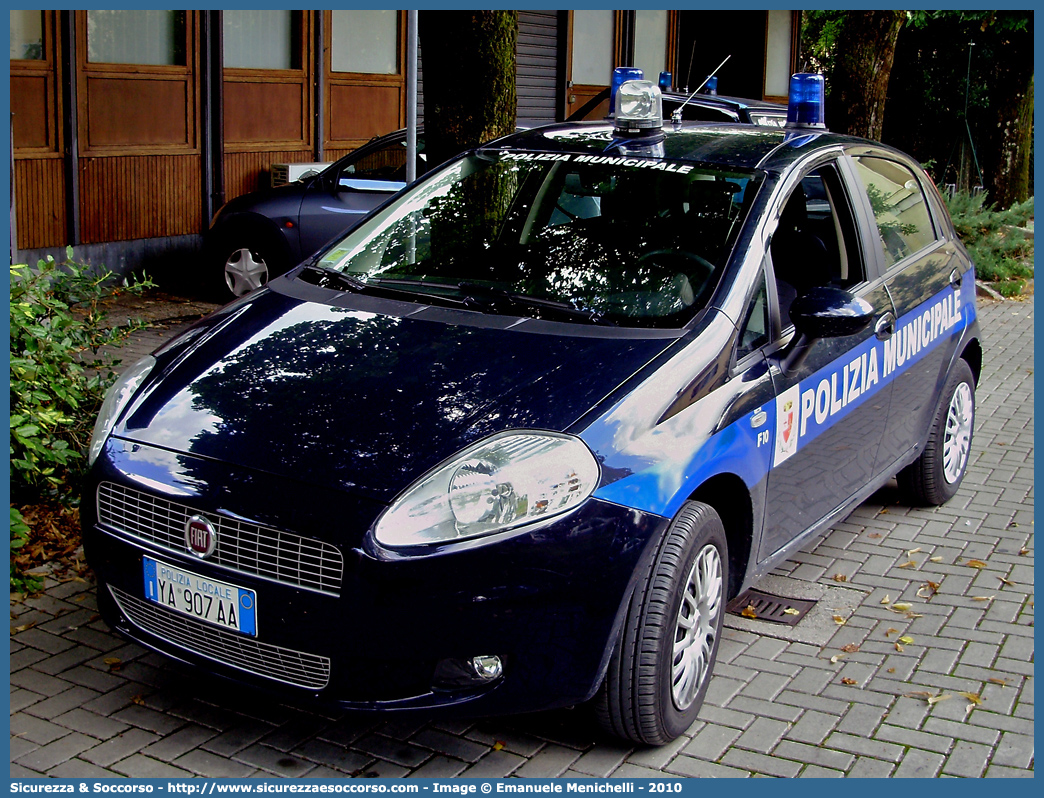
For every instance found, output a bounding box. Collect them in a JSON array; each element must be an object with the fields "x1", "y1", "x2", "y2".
[{"x1": 83, "y1": 75, "x2": 980, "y2": 745}]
